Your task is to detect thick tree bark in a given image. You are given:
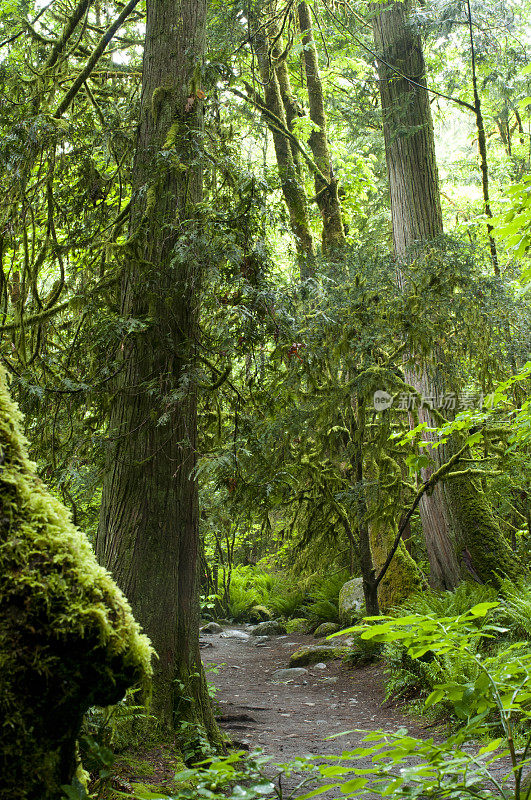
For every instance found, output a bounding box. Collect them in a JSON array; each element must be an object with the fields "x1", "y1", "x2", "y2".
[
  {"x1": 297, "y1": 1, "x2": 346, "y2": 255},
  {"x1": 253, "y1": 27, "x2": 316, "y2": 278},
  {"x1": 371, "y1": 1, "x2": 443, "y2": 258},
  {"x1": 96, "y1": 0, "x2": 219, "y2": 740},
  {"x1": 371, "y1": 0, "x2": 520, "y2": 588}
]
